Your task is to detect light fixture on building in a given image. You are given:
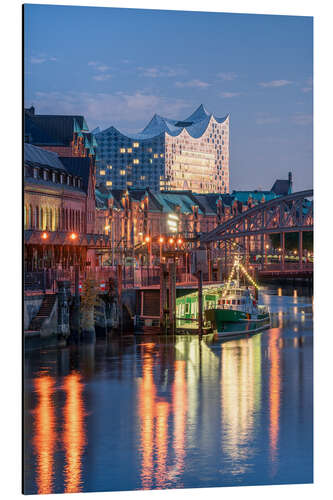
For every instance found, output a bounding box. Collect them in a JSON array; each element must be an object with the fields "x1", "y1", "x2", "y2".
[
  {"x1": 145, "y1": 236, "x2": 150, "y2": 243},
  {"x1": 177, "y1": 238, "x2": 183, "y2": 245},
  {"x1": 169, "y1": 238, "x2": 174, "y2": 245},
  {"x1": 159, "y1": 236, "x2": 164, "y2": 244},
  {"x1": 70, "y1": 233, "x2": 77, "y2": 240},
  {"x1": 41, "y1": 232, "x2": 48, "y2": 240}
]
